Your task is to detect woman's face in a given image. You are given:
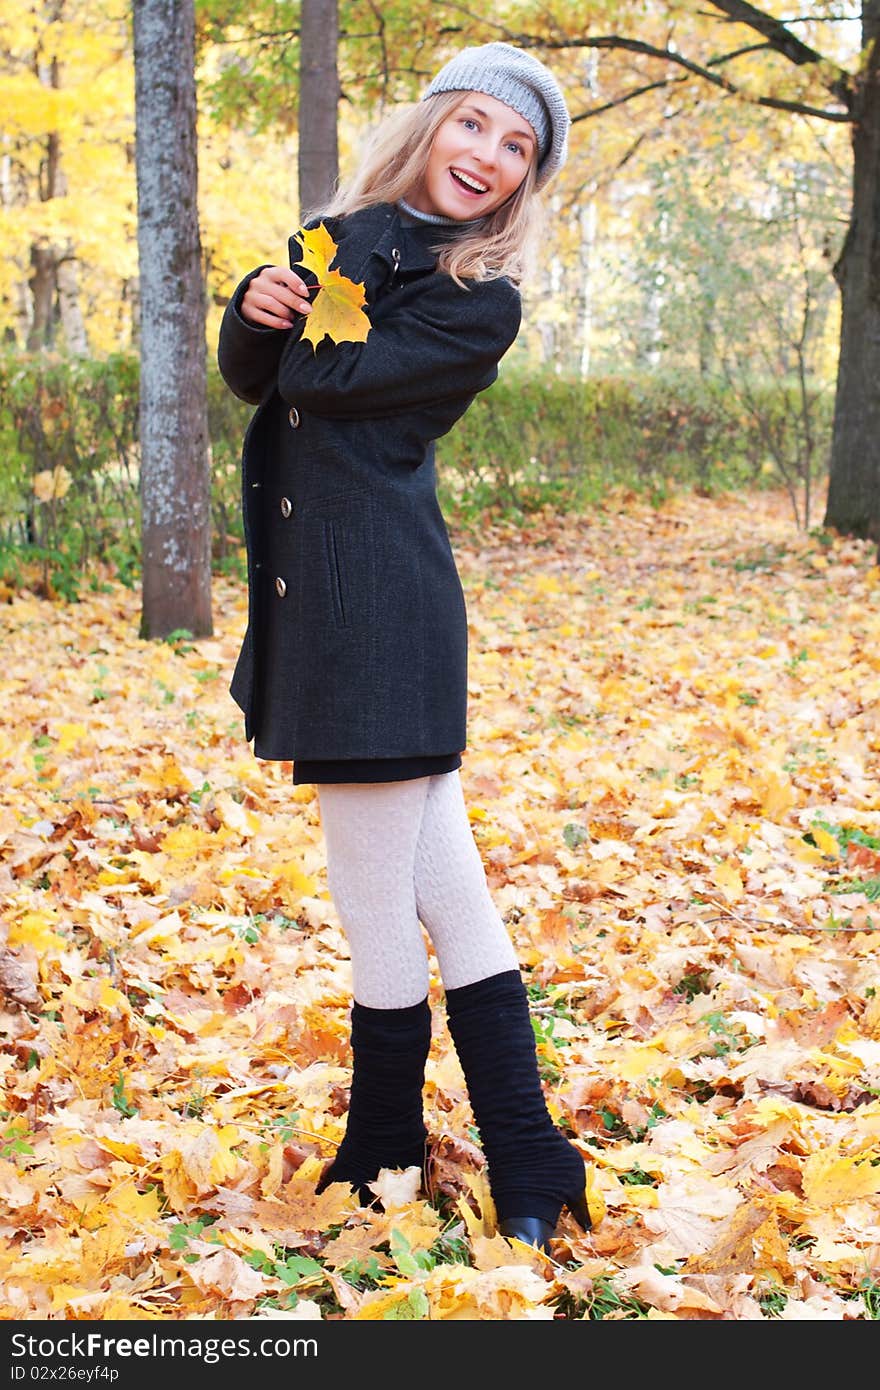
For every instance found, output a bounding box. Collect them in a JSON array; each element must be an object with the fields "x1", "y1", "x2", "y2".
[{"x1": 409, "y1": 91, "x2": 537, "y2": 220}]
